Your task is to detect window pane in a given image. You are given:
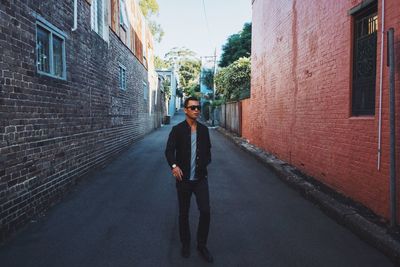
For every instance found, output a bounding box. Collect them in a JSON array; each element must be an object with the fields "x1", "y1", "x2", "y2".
[
  {"x1": 121, "y1": 69, "x2": 124, "y2": 89},
  {"x1": 123, "y1": 69, "x2": 126, "y2": 89},
  {"x1": 120, "y1": 0, "x2": 129, "y2": 29},
  {"x1": 352, "y1": 5, "x2": 378, "y2": 116},
  {"x1": 119, "y1": 66, "x2": 126, "y2": 90},
  {"x1": 119, "y1": 67, "x2": 122, "y2": 88},
  {"x1": 368, "y1": 15, "x2": 378, "y2": 34},
  {"x1": 37, "y1": 26, "x2": 50, "y2": 73},
  {"x1": 53, "y1": 36, "x2": 64, "y2": 77},
  {"x1": 97, "y1": 0, "x2": 103, "y2": 34}
]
